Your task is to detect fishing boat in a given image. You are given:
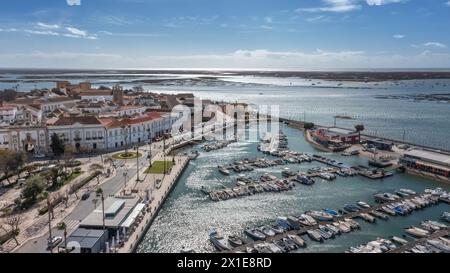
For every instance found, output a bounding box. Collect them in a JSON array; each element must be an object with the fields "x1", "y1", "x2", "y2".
[
  {"x1": 227, "y1": 235, "x2": 244, "y2": 247},
  {"x1": 390, "y1": 236, "x2": 408, "y2": 245},
  {"x1": 209, "y1": 229, "x2": 230, "y2": 251},
  {"x1": 306, "y1": 210, "x2": 334, "y2": 221},
  {"x1": 287, "y1": 234, "x2": 306, "y2": 247},
  {"x1": 356, "y1": 200, "x2": 371, "y2": 209},
  {"x1": 343, "y1": 204, "x2": 360, "y2": 213},
  {"x1": 306, "y1": 229, "x2": 323, "y2": 242},
  {"x1": 259, "y1": 226, "x2": 276, "y2": 237},
  {"x1": 405, "y1": 226, "x2": 430, "y2": 238},
  {"x1": 244, "y1": 228, "x2": 266, "y2": 241}
]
